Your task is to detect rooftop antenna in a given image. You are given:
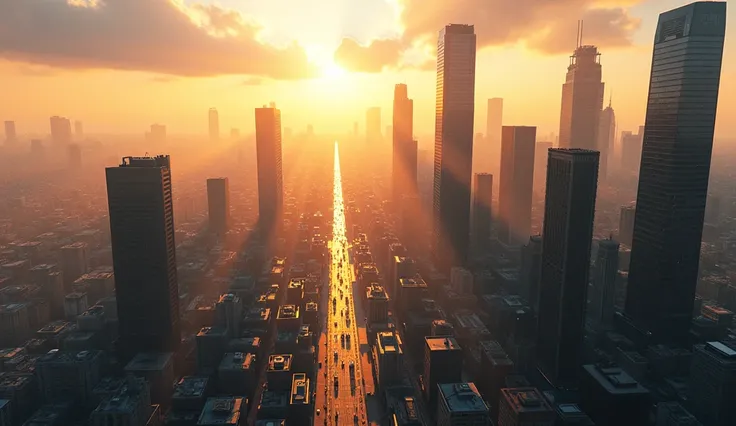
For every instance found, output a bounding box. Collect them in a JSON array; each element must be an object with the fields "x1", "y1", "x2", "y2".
[
  {"x1": 576, "y1": 20, "x2": 581, "y2": 48},
  {"x1": 608, "y1": 91, "x2": 613, "y2": 109},
  {"x1": 580, "y1": 20, "x2": 585, "y2": 46}
]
